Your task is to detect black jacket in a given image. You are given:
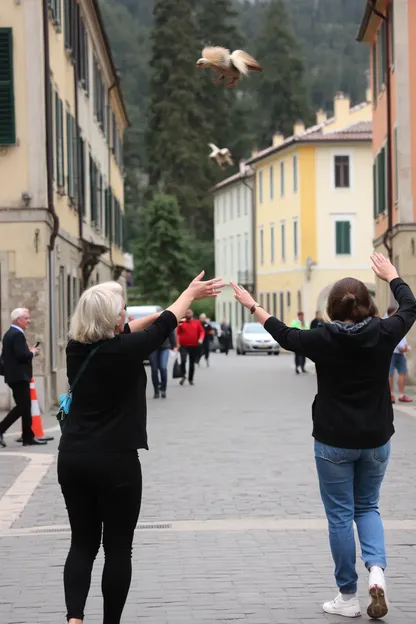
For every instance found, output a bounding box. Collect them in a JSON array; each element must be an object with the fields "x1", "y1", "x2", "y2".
[
  {"x1": 264, "y1": 278, "x2": 416, "y2": 449},
  {"x1": 2, "y1": 326, "x2": 34, "y2": 385},
  {"x1": 59, "y1": 310, "x2": 177, "y2": 452}
]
